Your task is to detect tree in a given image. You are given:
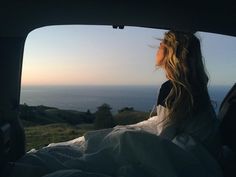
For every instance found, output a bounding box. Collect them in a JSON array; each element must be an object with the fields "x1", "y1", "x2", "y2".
[
  {"x1": 118, "y1": 107, "x2": 134, "y2": 113},
  {"x1": 86, "y1": 109, "x2": 91, "y2": 115},
  {"x1": 94, "y1": 103, "x2": 114, "y2": 129},
  {"x1": 83, "y1": 109, "x2": 95, "y2": 123}
]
